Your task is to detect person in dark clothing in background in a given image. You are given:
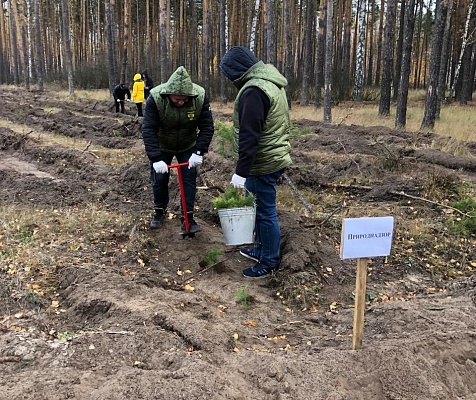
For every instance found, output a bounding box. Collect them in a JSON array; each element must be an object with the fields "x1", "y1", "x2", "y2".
[
  {"x1": 141, "y1": 66, "x2": 214, "y2": 235},
  {"x1": 112, "y1": 83, "x2": 131, "y2": 113},
  {"x1": 142, "y1": 70, "x2": 154, "y2": 100},
  {"x1": 219, "y1": 46, "x2": 292, "y2": 278}
]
